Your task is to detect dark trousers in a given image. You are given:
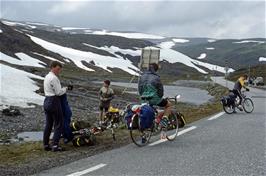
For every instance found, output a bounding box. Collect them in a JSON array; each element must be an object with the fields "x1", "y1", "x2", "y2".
[
  {"x1": 43, "y1": 96, "x2": 63, "y2": 146},
  {"x1": 232, "y1": 89, "x2": 243, "y2": 105}
]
